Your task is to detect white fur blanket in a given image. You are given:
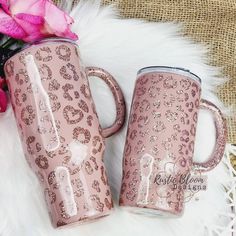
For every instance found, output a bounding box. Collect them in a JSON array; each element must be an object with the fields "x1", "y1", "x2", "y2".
[{"x1": 0, "y1": 1, "x2": 235, "y2": 235}]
